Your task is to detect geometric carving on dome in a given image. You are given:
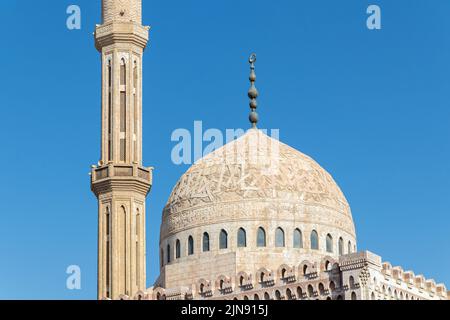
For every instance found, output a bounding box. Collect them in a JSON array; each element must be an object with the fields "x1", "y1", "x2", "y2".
[{"x1": 162, "y1": 130, "x2": 354, "y2": 238}]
